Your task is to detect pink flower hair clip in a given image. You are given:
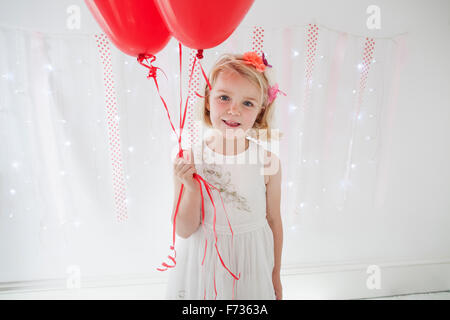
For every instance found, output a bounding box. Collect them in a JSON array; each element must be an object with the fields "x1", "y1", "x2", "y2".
[{"x1": 268, "y1": 83, "x2": 287, "y2": 104}]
